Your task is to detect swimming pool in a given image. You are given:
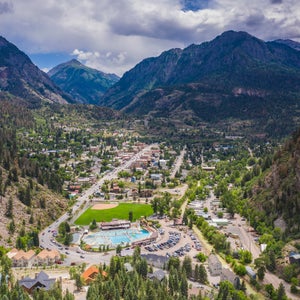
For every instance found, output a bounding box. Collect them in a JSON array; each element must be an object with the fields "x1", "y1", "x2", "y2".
[{"x1": 81, "y1": 228, "x2": 151, "y2": 248}]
